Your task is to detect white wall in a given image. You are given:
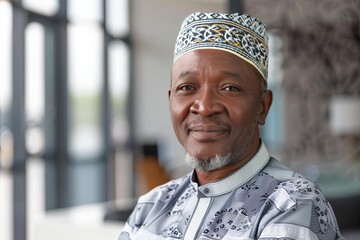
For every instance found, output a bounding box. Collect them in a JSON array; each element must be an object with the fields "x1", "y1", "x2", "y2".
[{"x1": 131, "y1": 0, "x2": 226, "y2": 176}]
